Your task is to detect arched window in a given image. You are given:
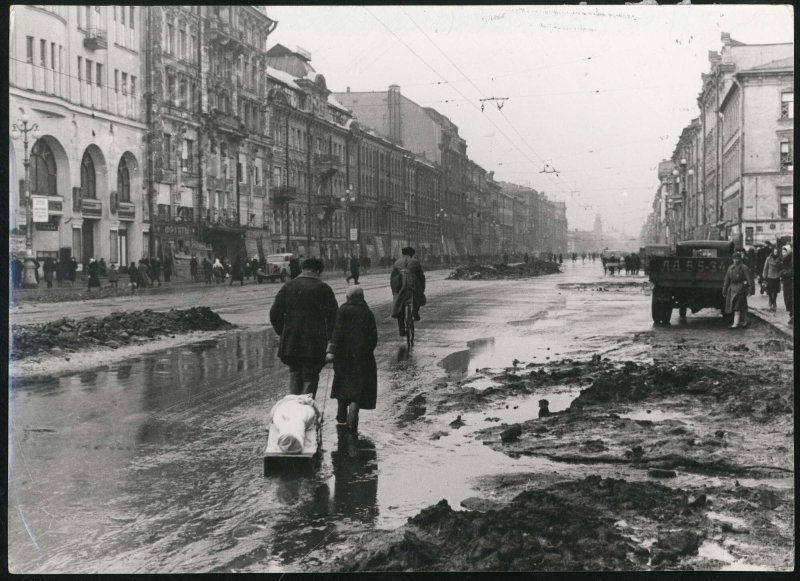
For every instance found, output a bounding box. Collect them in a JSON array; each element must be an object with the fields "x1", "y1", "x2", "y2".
[
  {"x1": 81, "y1": 151, "x2": 96, "y2": 199},
  {"x1": 30, "y1": 140, "x2": 58, "y2": 196},
  {"x1": 117, "y1": 157, "x2": 131, "y2": 201}
]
